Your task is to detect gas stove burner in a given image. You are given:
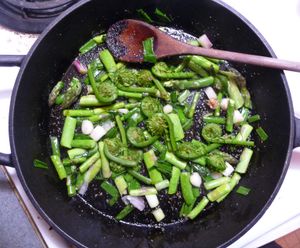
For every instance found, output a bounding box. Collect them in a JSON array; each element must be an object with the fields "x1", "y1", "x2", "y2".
[{"x1": 0, "y1": 0, "x2": 79, "y2": 33}]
